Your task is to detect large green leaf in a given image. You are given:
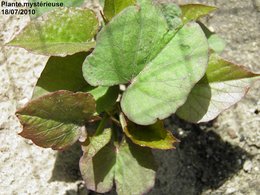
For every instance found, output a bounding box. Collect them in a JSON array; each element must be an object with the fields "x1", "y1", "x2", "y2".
[
  {"x1": 80, "y1": 128, "x2": 114, "y2": 193},
  {"x1": 176, "y1": 54, "x2": 260, "y2": 123},
  {"x1": 83, "y1": 1, "x2": 208, "y2": 125},
  {"x1": 121, "y1": 22, "x2": 209, "y2": 125},
  {"x1": 104, "y1": 0, "x2": 136, "y2": 21},
  {"x1": 29, "y1": 0, "x2": 84, "y2": 18},
  {"x1": 180, "y1": 4, "x2": 217, "y2": 24},
  {"x1": 80, "y1": 139, "x2": 156, "y2": 194},
  {"x1": 114, "y1": 139, "x2": 156, "y2": 195},
  {"x1": 159, "y1": 2, "x2": 182, "y2": 30},
  {"x1": 17, "y1": 91, "x2": 96, "y2": 150},
  {"x1": 33, "y1": 53, "x2": 119, "y2": 113},
  {"x1": 7, "y1": 8, "x2": 98, "y2": 56},
  {"x1": 83, "y1": 0, "x2": 170, "y2": 86},
  {"x1": 81, "y1": 143, "x2": 116, "y2": 193},
  {"x1": 120, "y1": 114, "x2": 178, "y2": 149}
]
